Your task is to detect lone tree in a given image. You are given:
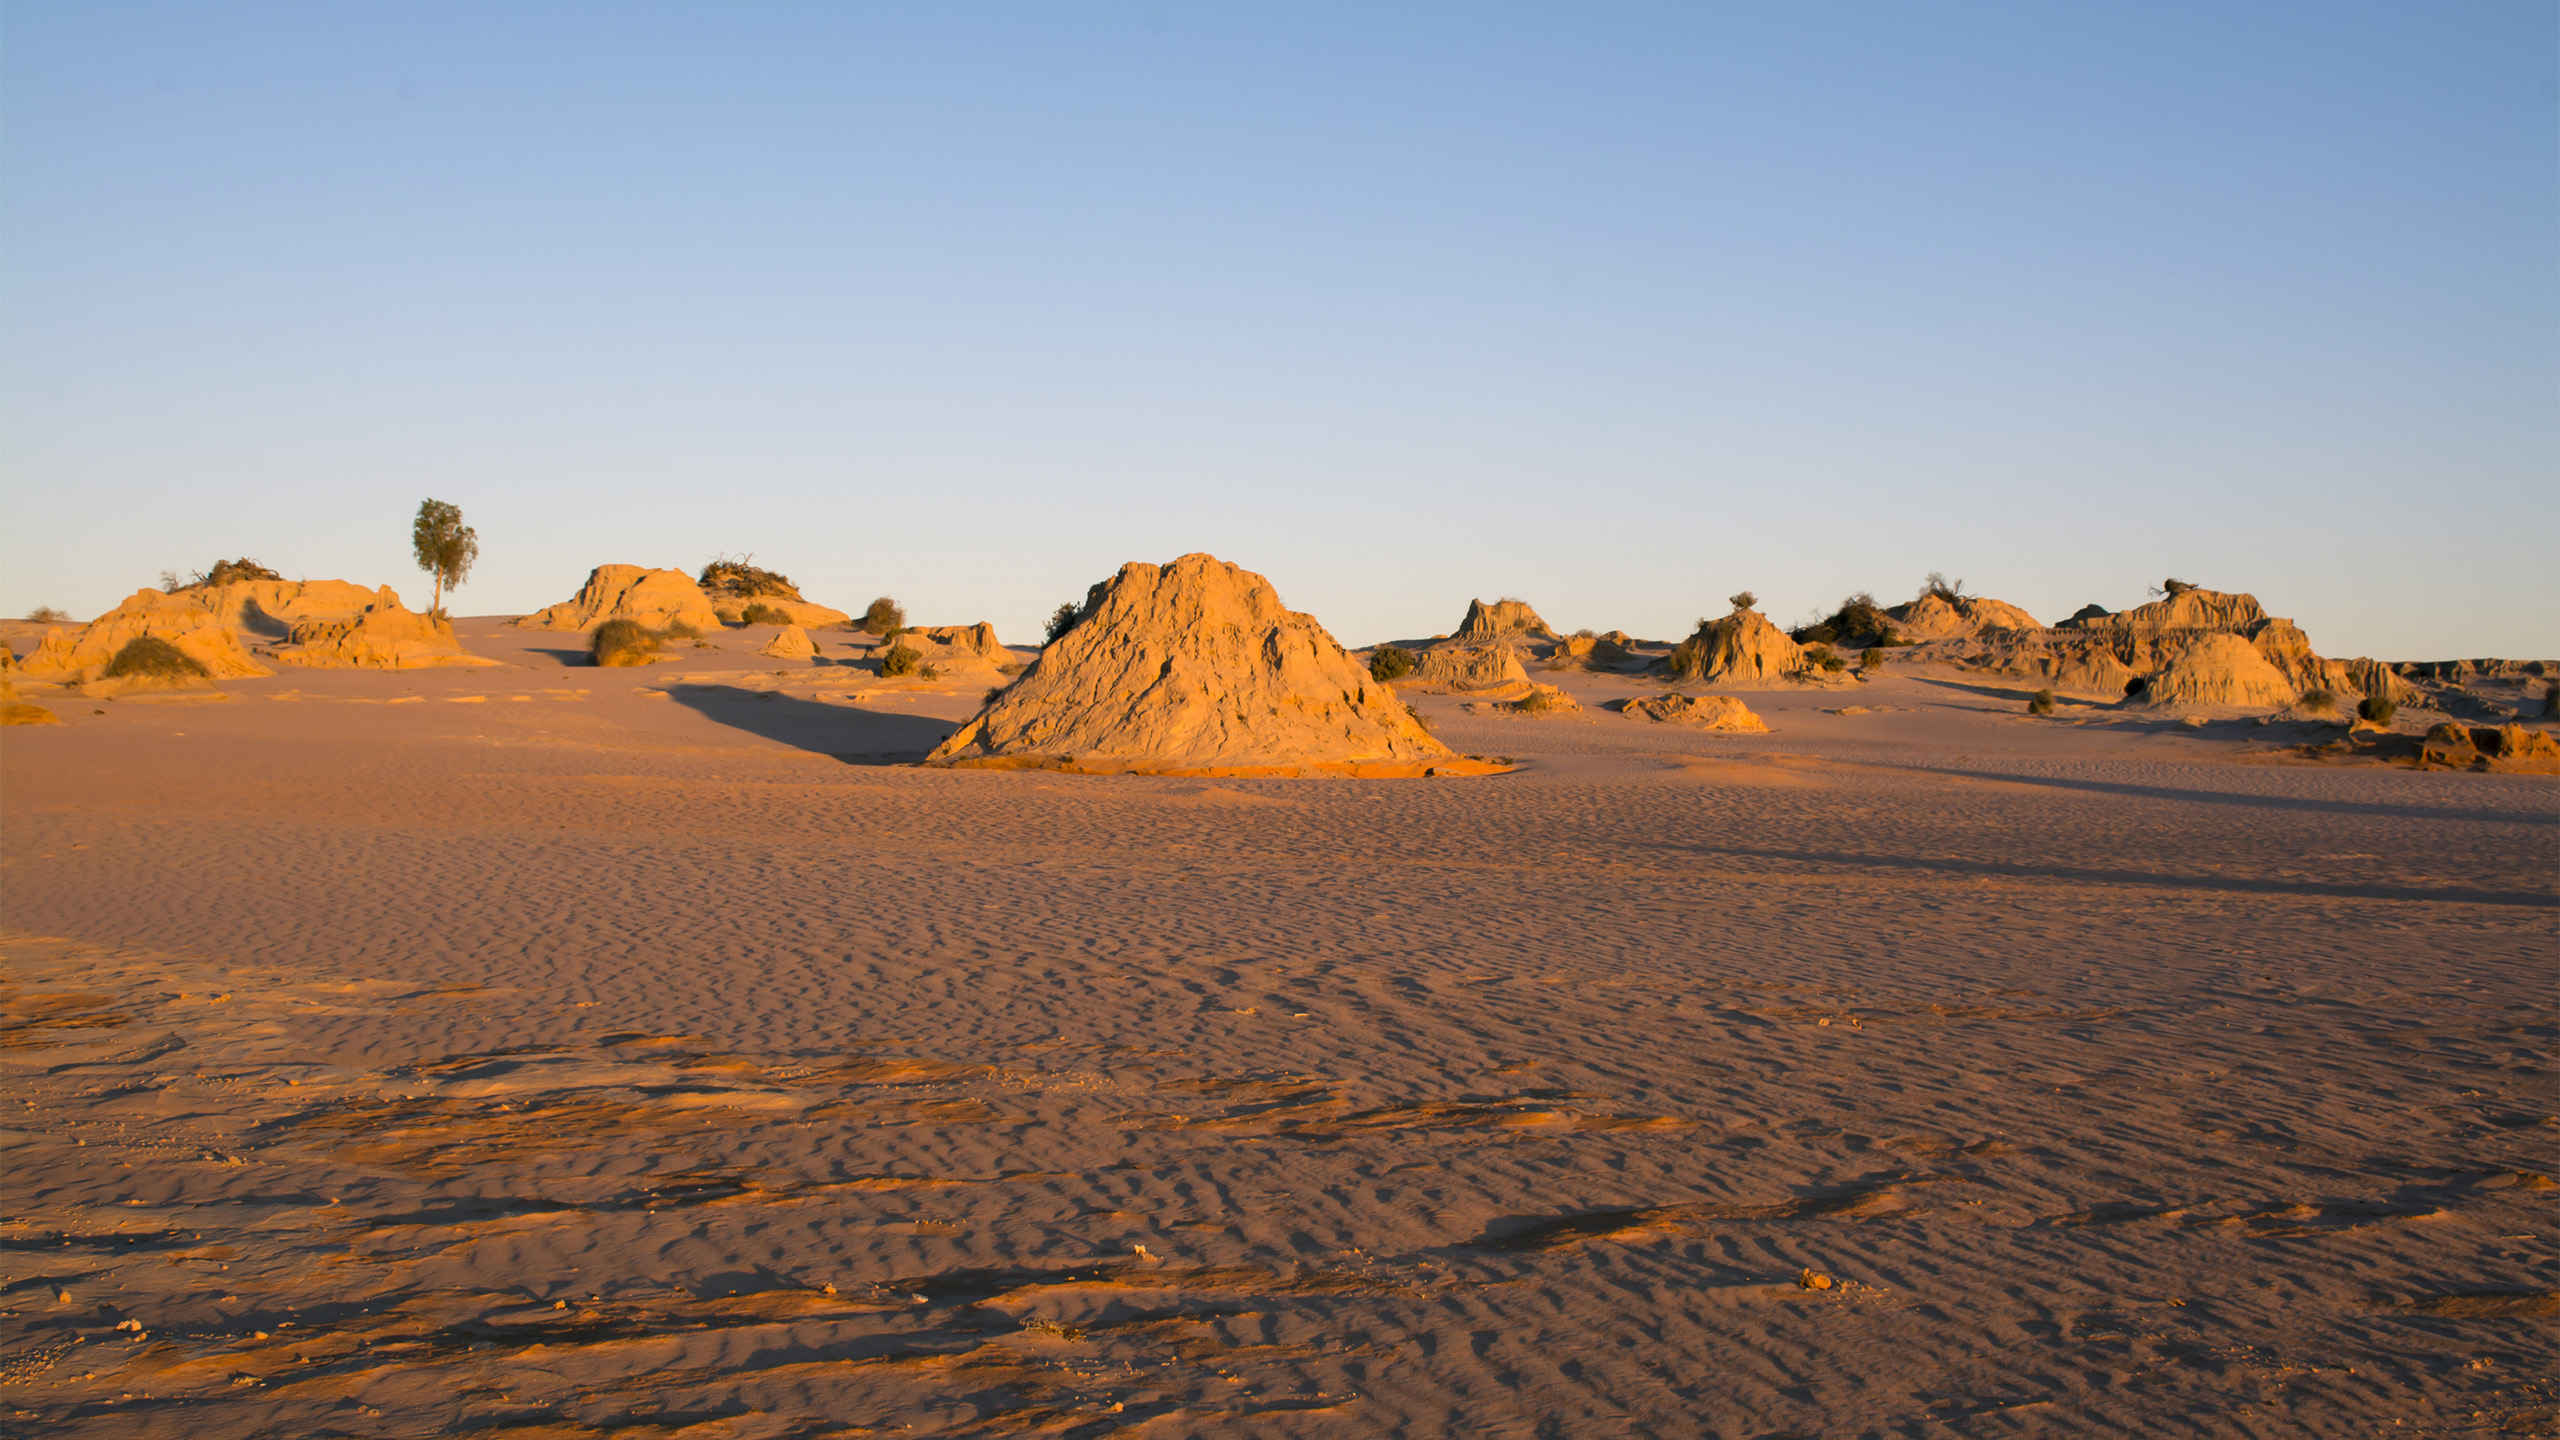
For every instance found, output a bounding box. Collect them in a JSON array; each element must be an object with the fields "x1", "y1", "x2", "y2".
[{"x1": 411, "y1": 499, "x2": 479, "y2": 617}]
